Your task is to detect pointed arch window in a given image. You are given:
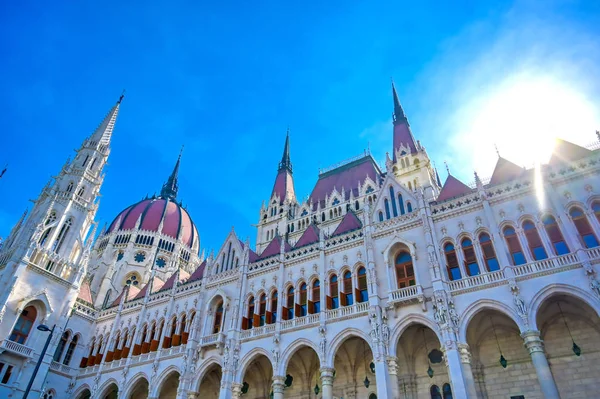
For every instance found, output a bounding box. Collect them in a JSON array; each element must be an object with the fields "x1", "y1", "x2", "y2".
[
  {"x1": 213, "y1": 300, "x2": 224, "y2": 333},
  {"x1": 299, "y1": 283, "x2": 308, "y2": 317},
  {"x1": 39, "y1": 212, "x2": 57, "y2": 245},
  {"x1": 395, "y1": 252, "x2": 415, "y2": 288},
  {"x1": 179, "y1": 315, "x2": 187, "y2": 345},
  {"x1": 461, "y1": 238, "x2": 480, "y2": 276},
  {"x1": 479, "y1": 233, "x2": 499, "y2": 271},
  {"x1": 522, "y1": 220, "x2": 548, "y2": 260},
  {"x1": 444, "y1": 243, "x2": 462, "y2": 281},
  {"x1": 569, "y1": 207, "x2": 599, "y2": 248},
  {"x1": 63, "y1": 335, "x2": 78, "y2": 365},
  {"x1": 66, "y1": 182, "x2": 74, "y2": 193},
  {"x1": 430, "y1": 385, "x2": 442, "y2": 399},
  {"x1": 247, "y1": 296, "x2": 255, "y2": 329},
  {"x1": 270, "y1": 290, "x2": 278, "y2": 323},
  {"x1": 384, "y1": 199, "x2": 391, "y2": 220},
  {"x1": 53, "y1": 218, "x2": 73, "y2": 253},
  {"x1": 284, "y1": 287, "x2": 294, "y2": 320},
  {"x1": 593, "y1": 201, "x2": 600, "y2": 224},
  {"x1": 542, "y1": 215, "x2": 569, "y2": 255},
  {"x1": 77, "y1": 187, "x2": 85, "y2": 197},
  {"x1": 378, "y1": 211, "x2": 384, "y2": 222},
  {"x1": 311, "y1": 280, "x2": 320, "y2": 313},
  {"x1": 342, "y1": 271, "x2": 353, "y2": 306},
  {"x1": 54, "y1": 331, "x2": 70, "y2": 362},
  {"x1": 259, "y1": 294, "x2": 267, "y2": 326},
  {"x1": 357, "y1": 267, "x2": 368, "y2": 302},
  {"x1": 503, "y1": 226, "x2": 526, "y2": 265},
  {"x1": 9, "y1": 306, "x2": 37, "y2": 344},
  {"x1": 398, "y1": 194, "x2": 406, "y2": 215},
  {"x1": 407, "y1": 202, "x2": 413, "y2": 213},
  {"x1": 442, "y1": 383, "x2": 453, "y2": 399},
  {"x1": 389, "y1": 187, "x2": 398, "y2": 217},
  {"x1": 328, "y1": 275, "x2": 339, "y2": 310}
]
